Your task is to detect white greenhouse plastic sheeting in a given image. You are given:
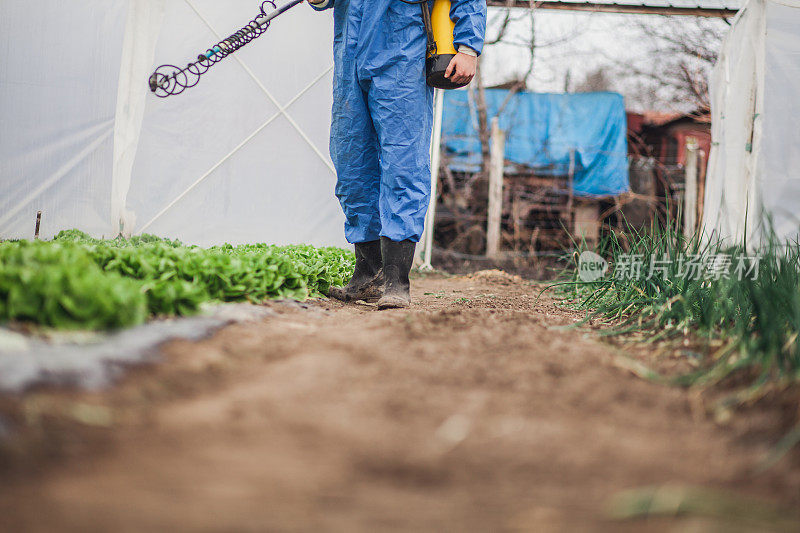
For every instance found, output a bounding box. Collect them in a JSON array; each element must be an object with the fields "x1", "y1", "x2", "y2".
[
  {"x1": 702, "y1": 0, "x2": 800, "y2": 247},
  {"x1": 0, "y1": 0, "x2": 346, "y2": 247}
]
